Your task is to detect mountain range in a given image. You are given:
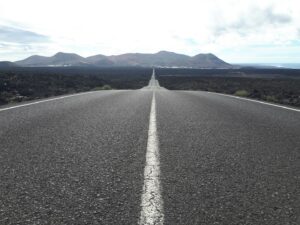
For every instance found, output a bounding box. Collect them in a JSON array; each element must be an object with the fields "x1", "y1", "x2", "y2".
[
  {"x1": 0, "y1": 61, "x2": 19, "y2": 68},
  {"x1": 1, "y1": 51, "x2": 232, "y2": 68}
]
